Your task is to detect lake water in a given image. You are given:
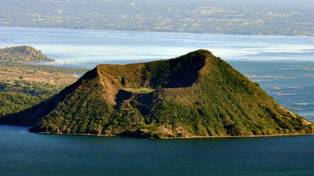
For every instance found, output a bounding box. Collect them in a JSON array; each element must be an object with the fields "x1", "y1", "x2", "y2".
[
  {"x1": 0, "y1": 125, "x2": 313, "y2": 176},
  {"x1": 0, "y1": 27, "x2": 314, "y2": 176},
  {"x1": 1, "y1": 26, "x2": 314, "y2": 67}
]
